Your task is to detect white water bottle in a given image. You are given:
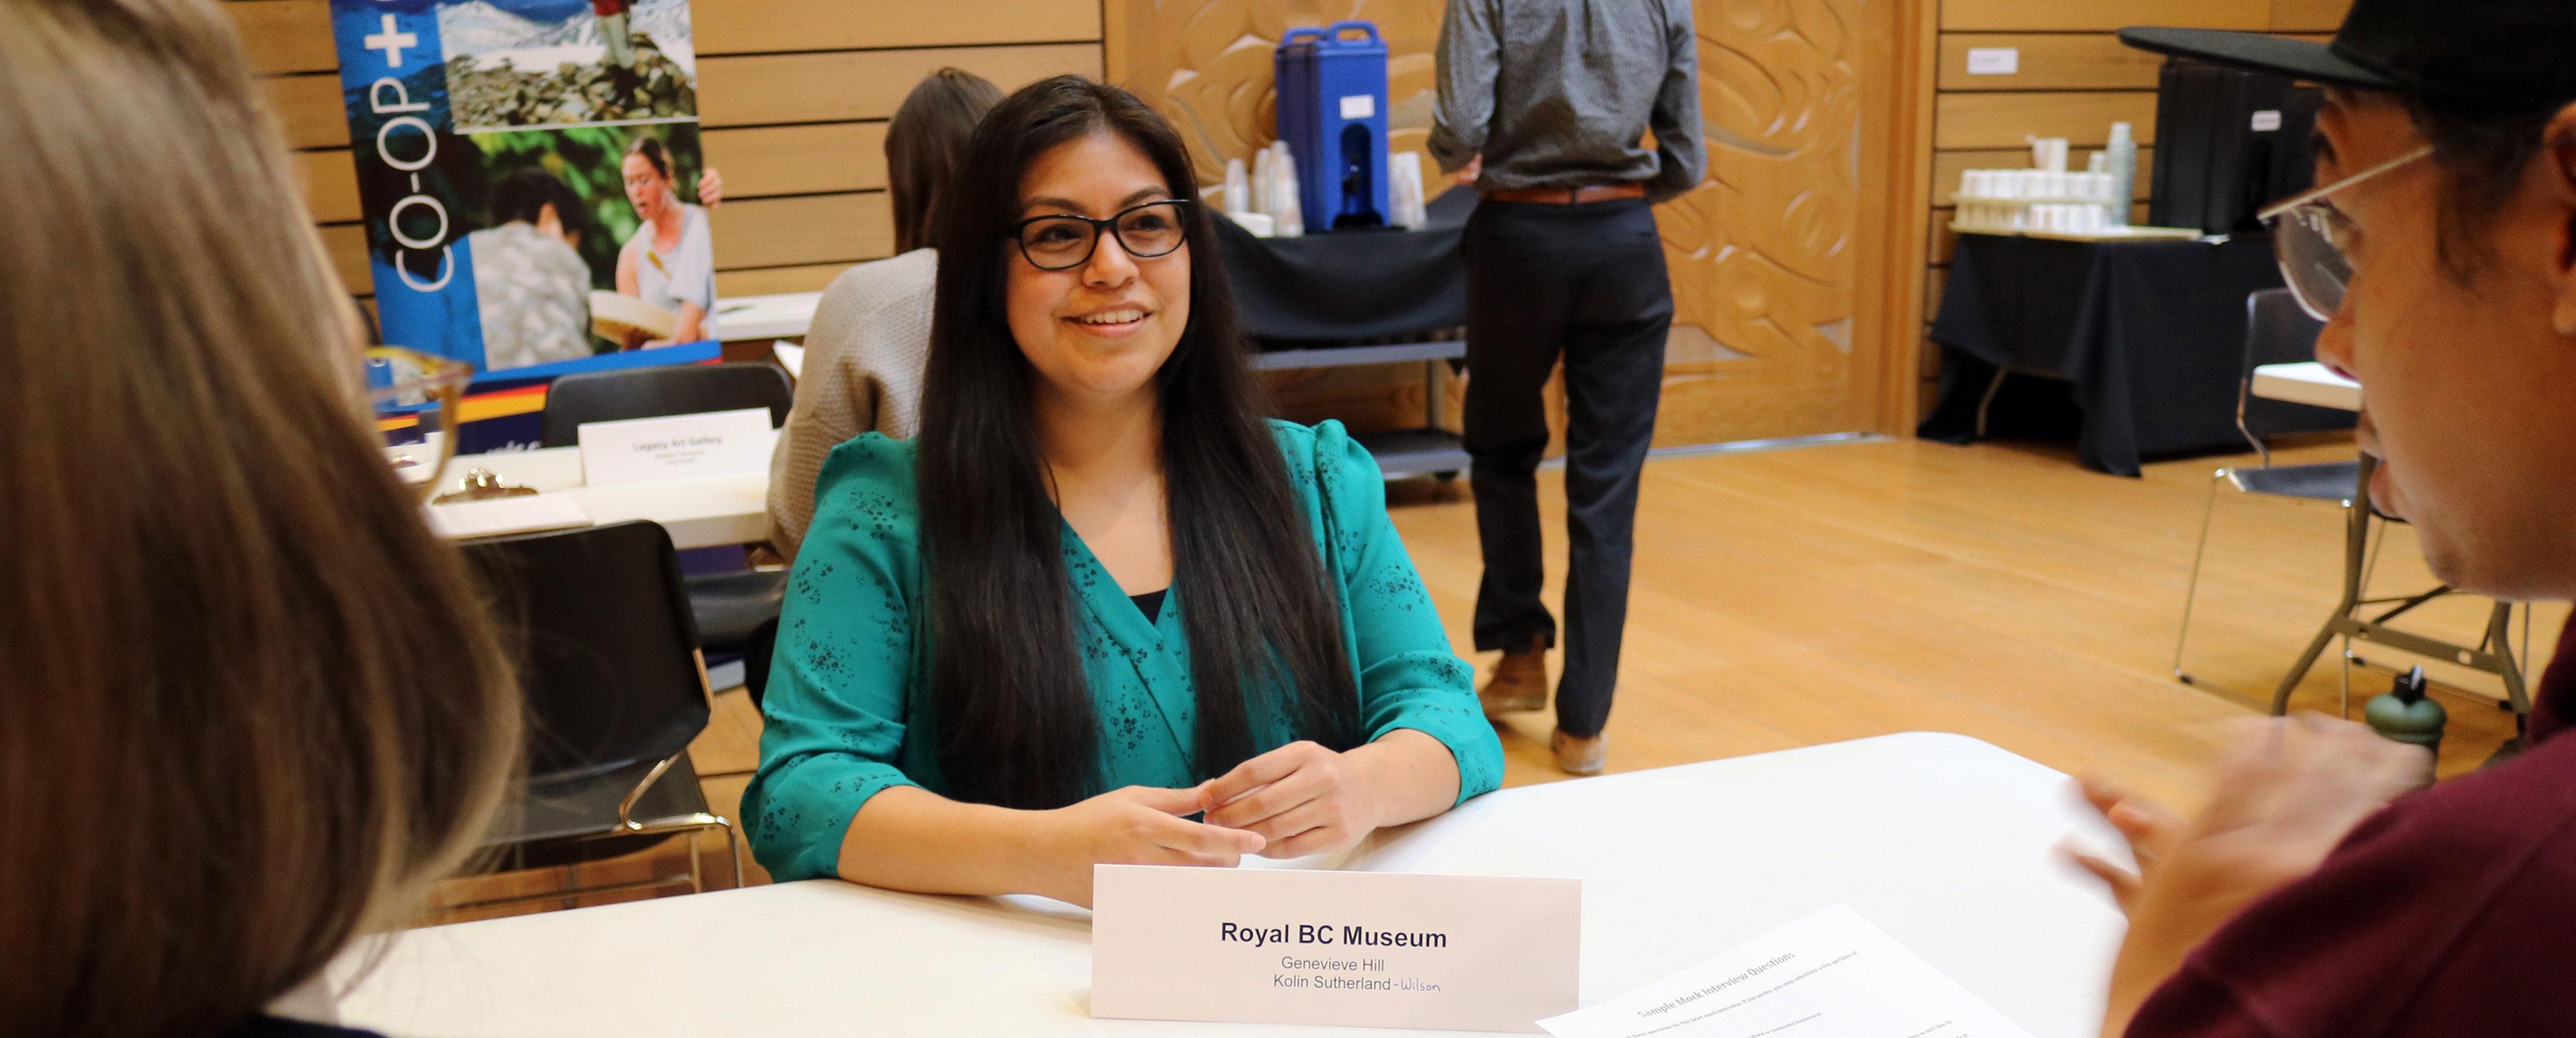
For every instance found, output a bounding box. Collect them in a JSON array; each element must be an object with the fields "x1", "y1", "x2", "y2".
[
  {"x1": 1252, "y1": 147, "x2": 1275, "y2": 219},
  {"x1": 1273, "y1": 141, "x2": 1304, "y2": 237},
  {"x1": 2105, "y1": 122, "x2": 2137, "y2": 228},
  {"x1": 1223, "y1": 157, "x2": 1249, "y2": 216}
]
